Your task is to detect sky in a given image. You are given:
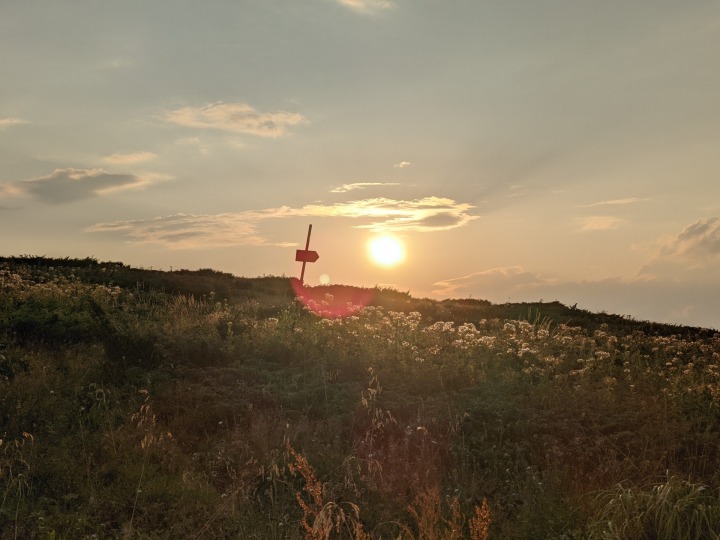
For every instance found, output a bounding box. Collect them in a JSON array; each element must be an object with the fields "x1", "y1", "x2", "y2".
[{"x1": 1, "y1": 0, "x2": 720, "y2": 329}]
